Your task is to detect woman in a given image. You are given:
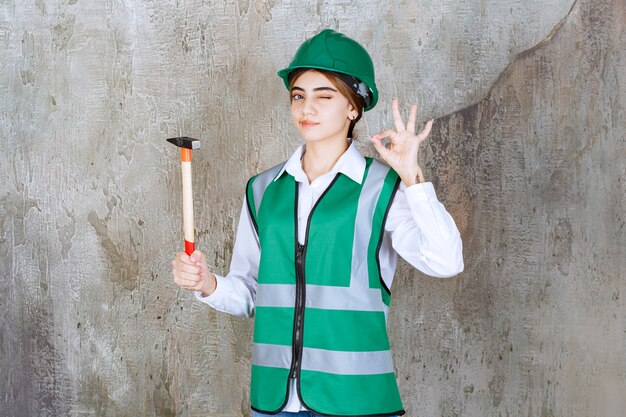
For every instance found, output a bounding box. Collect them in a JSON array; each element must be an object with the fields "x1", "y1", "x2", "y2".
[{"x1": 172, "y1": 29, "x2": 463, "y2": 417}]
